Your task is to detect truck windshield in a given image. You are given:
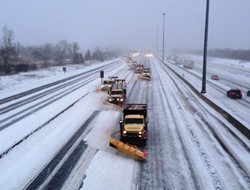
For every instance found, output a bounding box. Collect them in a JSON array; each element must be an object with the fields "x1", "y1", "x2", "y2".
[
  {"x1": 103, "y1": 81, "x2": 112, "y2": 85},
  {"x1": 125, "y1": 118, "x2": 143, "y2": 124},
  {"x1": 111, "y1": 91, "x2": 123, "y2": 95}
]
